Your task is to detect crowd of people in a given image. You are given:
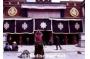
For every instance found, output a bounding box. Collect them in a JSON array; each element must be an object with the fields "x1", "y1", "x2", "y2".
[
  {"x1": 4, "y1": 41, "x2": 18, "y2": 51},
  {"x1": 4, "y1": 30, "x2": 63, "y2": 58}
]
